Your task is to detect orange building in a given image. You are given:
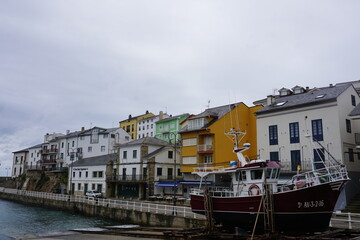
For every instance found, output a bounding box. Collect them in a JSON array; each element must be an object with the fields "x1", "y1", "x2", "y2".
[{"x1": 180, "y1": 102, "x2": 262, "y2": 173}]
